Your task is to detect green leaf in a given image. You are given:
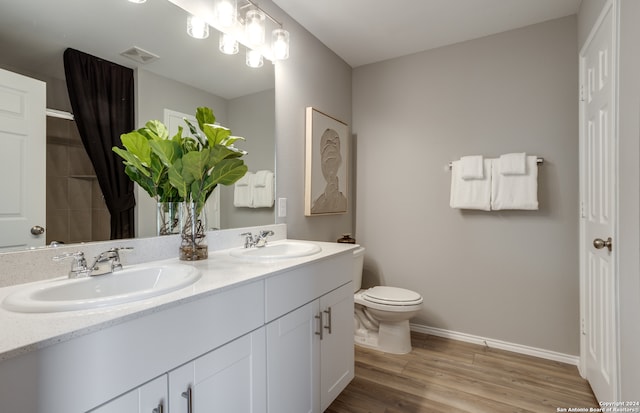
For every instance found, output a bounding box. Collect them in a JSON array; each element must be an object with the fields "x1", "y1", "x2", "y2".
[
  {"x1": 202, "y1": 124, "x2": 231, "y2": 147},
  {"x1": 196, "y1": 107, "x2": 216, "y2": 131},
  {"x1": 145, "y1": 120, "x2": 169, "y2": 140},
  {"x1": 120, "y1": 131, "x2": 152, "y2": 165},
  {"x1": 183, "y1": 118, "x2": 206, "y2": 148},
  {"x1": 149, "y1": 140, "x2": 182, "y2": 167},
  {"x1": 210, "y1": 158, "x2": 248, "y2": 186},
  {"x1": 112, "y1": 146, "x2": 151, "y2": 178},
  {"x1": 168, "y1": 158, "x2": 189, "y2": 199},
  {"x1": 125, "y1": 165, "x2": 155, "y2": 198},
  {"x1": 182, "y1": 149, "x2": 210, "y2": 182}
]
